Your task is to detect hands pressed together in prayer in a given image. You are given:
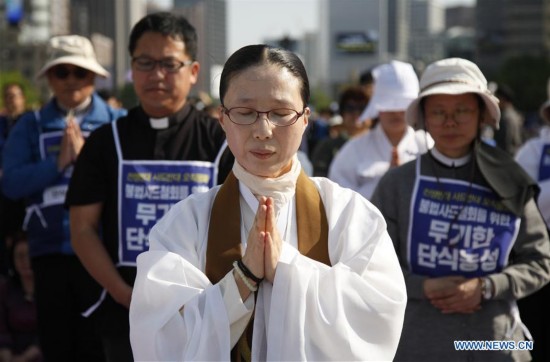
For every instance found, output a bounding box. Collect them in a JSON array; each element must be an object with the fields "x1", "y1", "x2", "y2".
[
  {"x1": 57, "y1": 115, "x2": 85, "y2": 172},
  {"x1": 423, "y1": 276, "x2": 484, "y2": 314},
  {"x1": 235, "y1": 197, "x2": 283, "y2": 299}
]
